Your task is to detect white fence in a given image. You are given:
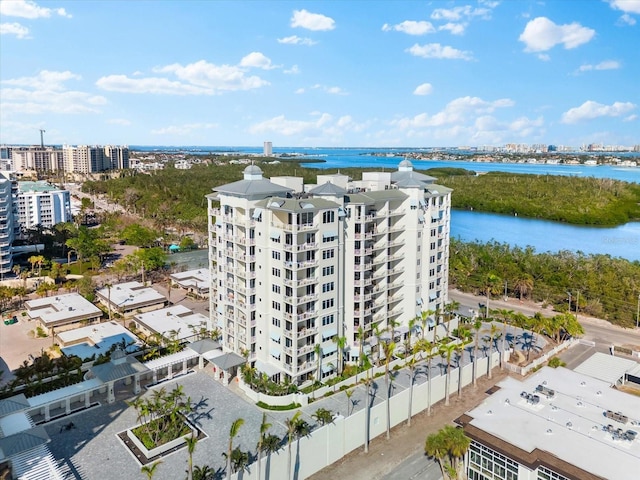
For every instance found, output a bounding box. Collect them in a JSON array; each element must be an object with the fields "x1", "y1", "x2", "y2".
[
  {"x1": 502, "y1": 338, "x2": 578, "y2": 376},
  {"x1": 232, "y1": 350, "x2": 500, "y2": 480}
]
